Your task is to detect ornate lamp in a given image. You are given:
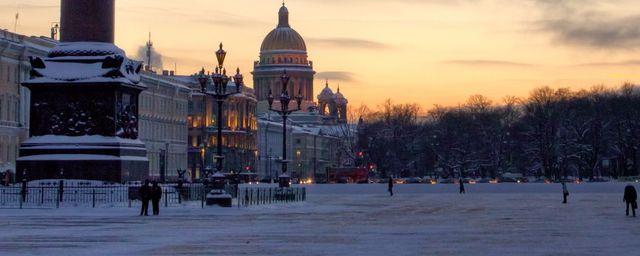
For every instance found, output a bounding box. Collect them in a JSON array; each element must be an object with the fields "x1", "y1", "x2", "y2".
[
  {"x1": 268, "y1": 89, "x2": 275, "y2": 108},
  {"x1": 280, "y1": 69, "x2": 291, "y2": 89},
  {"x1": 295, "y1": 88, "x2": 303, "y2": 109},
  {"x1": 233, "y1": 68, "x2": 243, "y2": 93},
  {"x1": 197, "y1": 68, "x2": 209, "y2": 93},
  {"x1": 215, "y1": 43, "x2": 226, "y2": 70}
]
